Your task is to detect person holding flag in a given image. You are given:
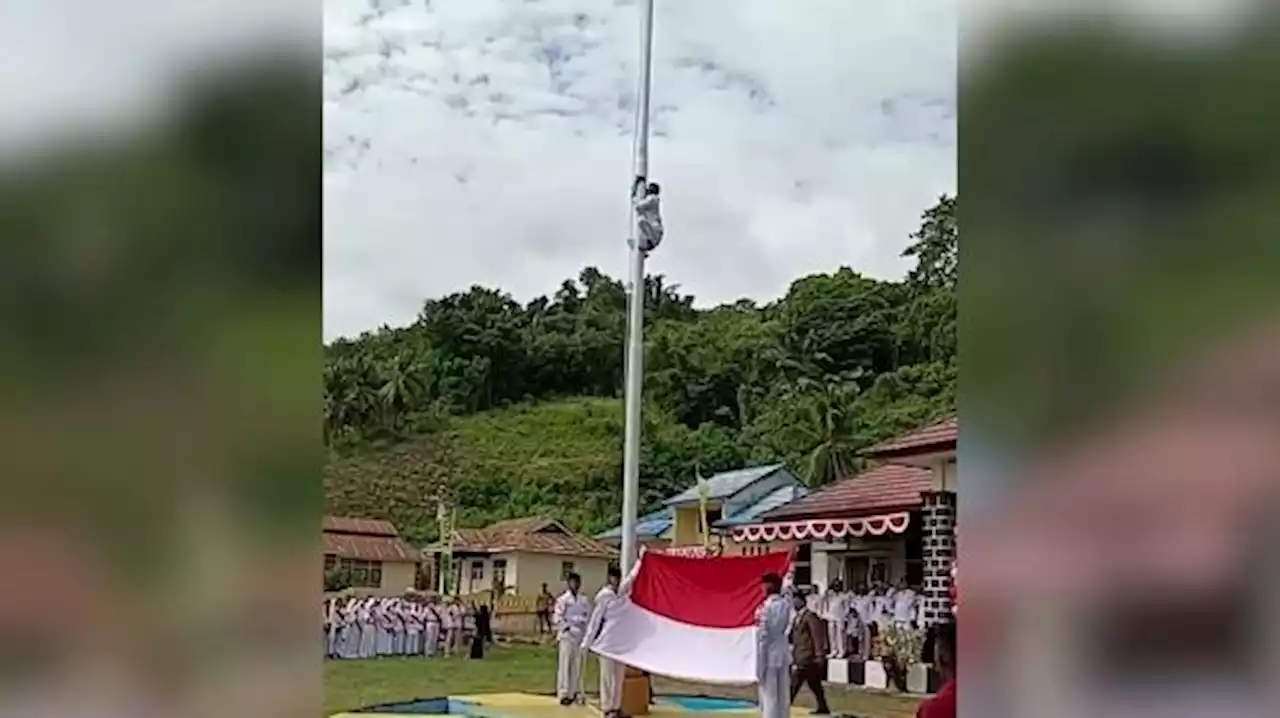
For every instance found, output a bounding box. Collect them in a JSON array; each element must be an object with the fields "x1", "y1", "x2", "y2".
[{"x1": 582, "y1": 566, "x2": 628, "y2": 718}]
